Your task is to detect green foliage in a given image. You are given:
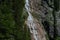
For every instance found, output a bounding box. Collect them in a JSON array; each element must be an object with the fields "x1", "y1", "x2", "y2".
[
  {"x1": 23, "y1": 24, "x2": 31, "y2": 40},
  {"x1": 0, "y1": 0, "x2": 31, "y2": 40},
  {"x1": 54, "y1": 0, "x2": 59, "y2": 11},
  {"x1": 56, "y1": 37, "x2": 60, "y2": 40}
]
